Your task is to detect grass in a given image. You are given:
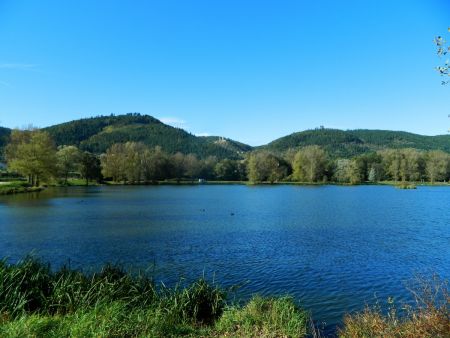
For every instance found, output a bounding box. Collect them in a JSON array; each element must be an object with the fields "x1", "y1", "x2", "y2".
[
  {"x1": 215, "y1": 295, "x2": 309, "y2": 337},
  {"x1": 339, "y1": 275, "x2": 450, "y2": 338},
  {"x1": 0, "y1": 257, "x2": 310, "y2": 337},
  {"x1": 0, "y1": 181, "x2": 42, "y2": 195},
  {"x1": 395, "y1": 182, "x2": 417, "y2": 189},
  {"x1": 59, "y1": 178, "x2": 101, "y2": 186},
  {"x1": 0, "y1": 257, "x2": 449, "y2": 337}
]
